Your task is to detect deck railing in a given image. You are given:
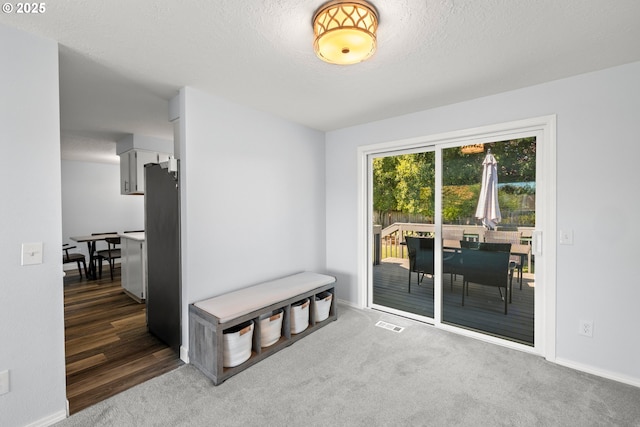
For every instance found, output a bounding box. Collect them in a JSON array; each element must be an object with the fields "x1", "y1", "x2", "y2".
[{"x1": 373, "y1": 223, "x2": 534, "y2": 266}]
